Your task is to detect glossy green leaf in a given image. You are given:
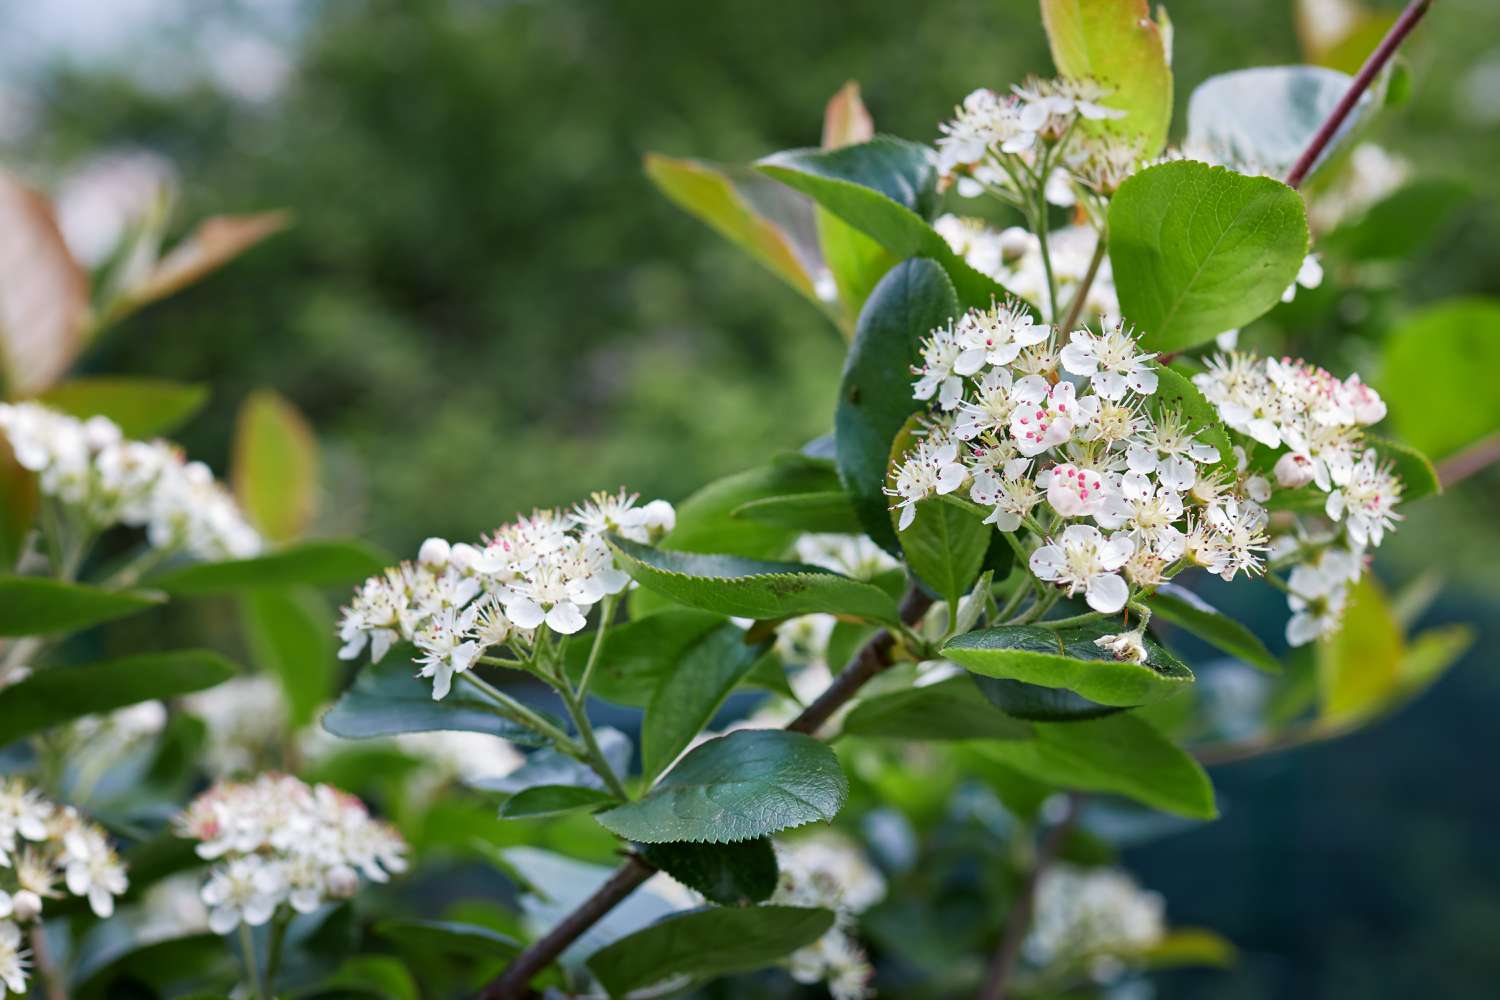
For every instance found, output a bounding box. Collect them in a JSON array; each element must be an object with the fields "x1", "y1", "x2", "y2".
[
  {"x1": 758, "y1": 138, "x2": 938, "y2": 219},
  {"x1": 1321, "y1": 178, "x2": 1469, "y2": 261},
  {"x1": 0, "y1": 650, "x2": 233, "y2": 742},
  {"x1": 1041, "y1": 0, "x2": 1174, "y2": 153},
  {"x1": 562, "y1": 609, "x2": 726, "y2": 707},
  {"x1": 321, "y1": 656, "x2": 551, "y2": 745},
  {"x1": 972, "y1": 675, "x2": 1122, "y2": 722},
  {"x1": 661, "y1": 455, "x2": 841, "y2": 559},
  {"x1": 586, "y1": 905, "x2": 835, "y2": 997},
  {"x1": 595, "y1": 730, "x2": 847, "y2": 844},
  {"x1": 639, "y1": 839, "x2": 779, "y2": 905},
  {"x1": 606, "y1": 535, "x2": 899, "y2": 625},
  {"x1": 1381, "y1": 298, "x2": 1500, "y2": 460},
  {"x1": 38, "y1": 376, "x2": 208, "y2": 438},
  {"x1": 836, "y1": 258, "x2": 959, "y2": 553},
  {"x1": 1367, "y1": 435, "x2": 1440, "y2": 502},
  {"x1": 972, "y1": 713, "x2": 1217, "y2": 819},
  {"x1": 888, "y1": 416, "x2": 988, "y2": 604},
  {"x1": 842, "y1": 676, "x2": 1033, "y2": 741},
  {"x1": 943, "y1": 622, "x2": 1194, "y2": 707},
  {"x1": 0, "y1": 576, "x2": 163, "y2": 636},
  {"x1": 1109, "y1": 160, "x2": 1309, "y2": 353},
  {"x1": 731, "y1": 490, "x2": 861, "y2": 534},
  {"x1": 499, "y1": 785, "x2": 616, "y2": 819},
  {"x1": 1149, "y1": 584, "x2": 1279, "y2": 673},
  {"x1": 756, "y1": 155, "x2": 1016, "y2": 311},
  {"x1": 240, "y1": 586, "x2": 334, "y2": 727},
  {"x1": 374, "y1": 919, "x2": 520, "y2": 959},
  {"x1": 148, "y1": 539, "x2": 389, "y2": 595},
  {"x1": 642, "y1": 624, "x2": 770, "y2": 781},
  {"x1": 233, "y1": 389, "x2": 319, "y2": 543},
  {"x1": 1317, "y1": 574, "x2": 1403, "y2": 725},
  {"x1": 1186, "y1": 66, "x2": 1374, "y2": 179}
]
